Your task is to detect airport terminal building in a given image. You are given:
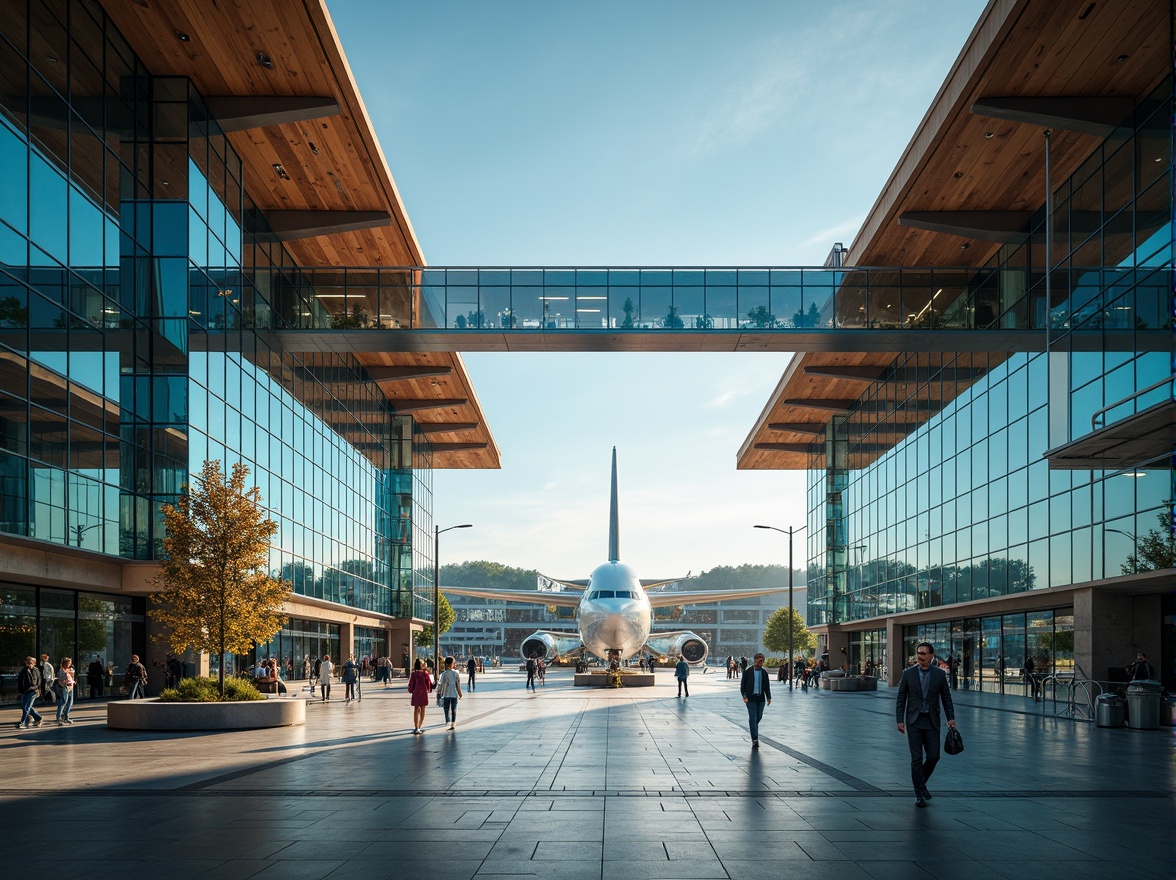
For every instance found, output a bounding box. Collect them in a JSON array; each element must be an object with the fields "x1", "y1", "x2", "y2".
[
  {"x1": 739, "y1": 0, "x2": 1173, "y2": 692},
  {"x1": 0, "y1": 0, "x2": 1170, "y2": 701},
  {"x1": 0, "y1": 0, "x2": 500, "y2": 695}
]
